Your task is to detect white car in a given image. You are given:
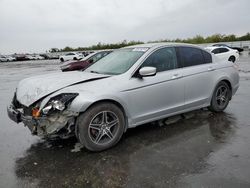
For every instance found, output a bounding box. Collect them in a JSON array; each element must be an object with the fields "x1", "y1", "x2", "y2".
[
  {"x1": 0, "y1": 55, "x2": 15, "y2": 62},
  {"x1": 33, "y1": 55, "x2": 45, "y2": 60},
  {"x1": 59, "y1": 52, "x2": 83, "y2": 62},
  {"x1": 7, "y1": 56, "x2": 16, "y2": 61},
  {"x1": 26, "y1": 55, "x2": 45, "y2": 60},
  {"x1": 0, "y1": 55, "x2": 7, "y2": 62},
  {"x1": 205, "y1": 46, "x2": 239, "y2": 63},
  {"x1": 26, "y1": 55, "x2": 36, "y2": 60}
]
